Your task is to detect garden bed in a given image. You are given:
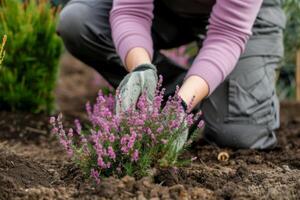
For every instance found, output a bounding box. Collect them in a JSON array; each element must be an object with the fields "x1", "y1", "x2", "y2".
[
  {"x1": 0, "y1": 102, "x2": 299, "y2": 200},
  {"x1": 0, "y1": 56, "x2": 300, "y2": 200}
]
